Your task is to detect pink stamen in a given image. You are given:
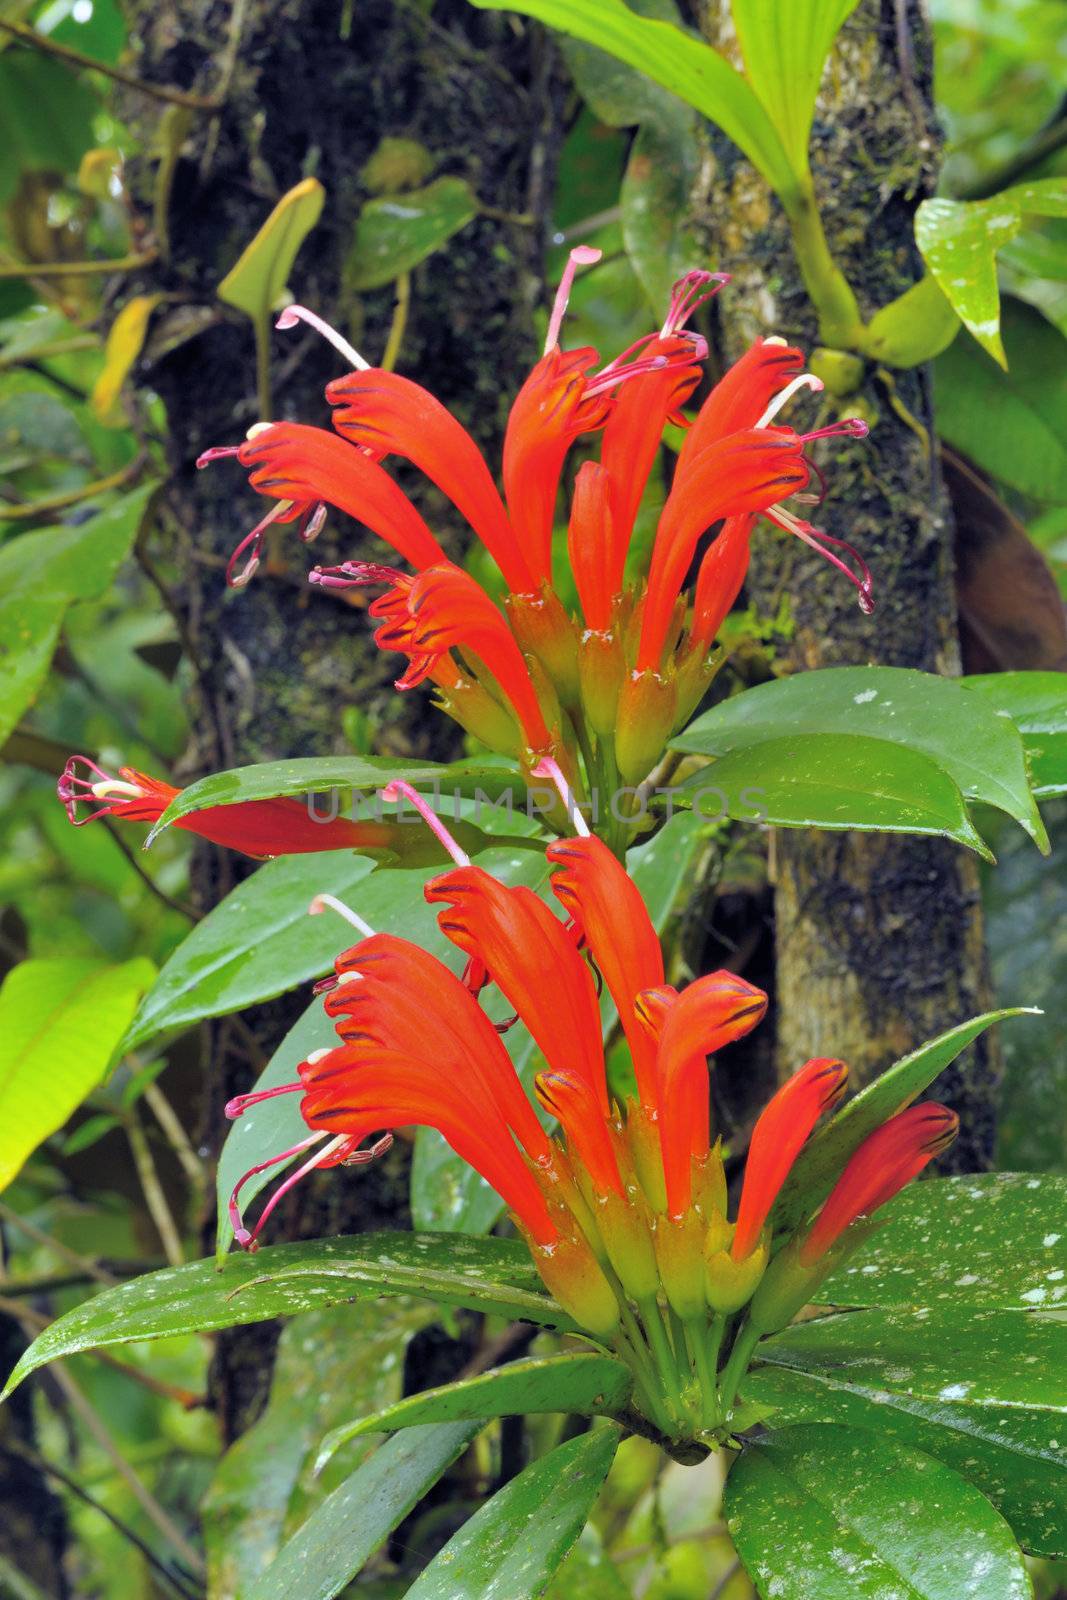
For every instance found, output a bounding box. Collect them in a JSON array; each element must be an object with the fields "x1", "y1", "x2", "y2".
[
  {"x1": 342, "y1": 1131, "x2": 394, "y2": 1167},
  {"x1": 57, "y1": 755, "x2": 121, "y2": 826},
  {"x1": 530, "y1": 757, "x2": 589, "y2": 837},
  {"x1": 226, "y1": 501, "x2": 291, "y2": 589},
  {"x1": 275, "y1": 305, "x2": 370, "y2": 371},
  {"x1": 308, "y1": 894, "x2": 377, "y2": 937},
  {"x1": 196, "y1": 444, "x2": 242, "y2": 469},
  {"x1": 309, "y1": 560, "x2": 405, "y2": 591},
  {"x1": 768, "y1": 505, "x2": 875, "y2": 615},
  {"x1": 228, "y1": 1131, "x2": 328, "y2": 1249},
  {"x1": 225, "y1": 1082, "x2": 303, "y2": 1120},
  {"x1": 246, "y1": 1133, "x2": 351, "y2": 1245},
  {"x1": 661, "y1": 270, "x2": 731, "y2": 337},
  {"x1": 544, "y1": 246, "x2": 602, "y2": 355},
  {"x1": 379, "y1": 780, "x2": 471, "y2": 866},
  {"x1": 584, "y1": 352, "x2": 669, "y2": 400},
  {"x1": 299, "y1": 503, "x2": 328, "y2": 543},
  {"x1": 802, "y1": 418, "x2": 870, "y2": 443}
]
